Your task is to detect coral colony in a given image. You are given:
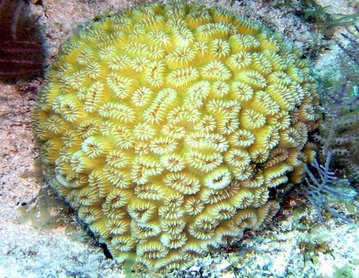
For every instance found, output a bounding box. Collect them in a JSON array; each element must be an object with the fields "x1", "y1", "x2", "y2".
[{"x1": 32, "y1": 3, "x2": 320, "y2": 273}]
